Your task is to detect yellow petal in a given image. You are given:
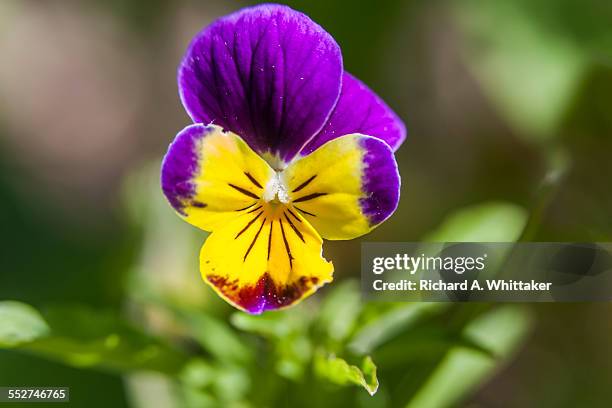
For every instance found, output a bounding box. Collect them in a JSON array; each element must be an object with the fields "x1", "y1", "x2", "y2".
[
  {"x1": 282, "y1": 134, "x2": 400, "y2": 240},
  {"x1": 161, "y1": 124, "x2": 275, "y2": 231},
  {"x1": 200, "y1": 202, "x2": 333, "y2": 314}
]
